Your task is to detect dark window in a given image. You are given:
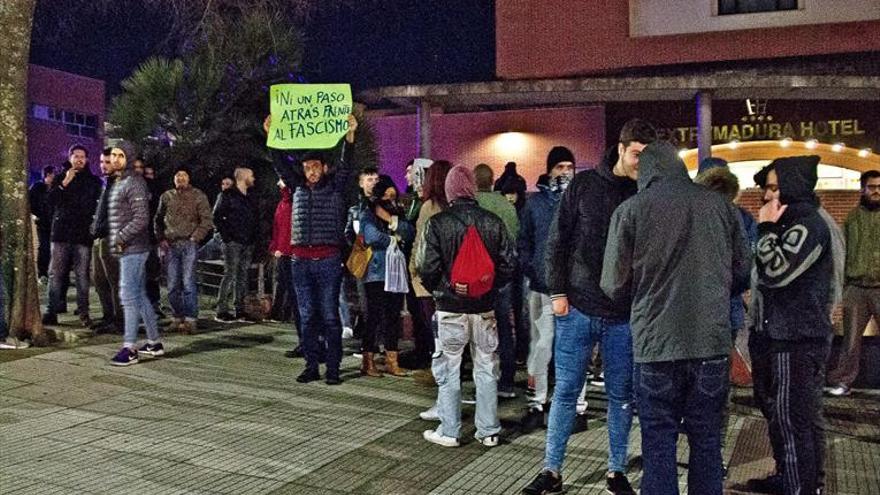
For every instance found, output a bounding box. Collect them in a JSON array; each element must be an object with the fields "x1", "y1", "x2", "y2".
[
  {"x1": 718, "y1": 0, "x2": 798, "y2": 15},
  {"x1": 63, "y1": 111, "x2": 76, "y2": 123},
  {"x1": 85, "y1": 115, "x2": 98, "y2": 128},
  {"x1": 80, "y1": 127, "x2": 98, "y2": 139},
  {"x1": 65, "y1": 124, "x2": 81, "y2": 136}
]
